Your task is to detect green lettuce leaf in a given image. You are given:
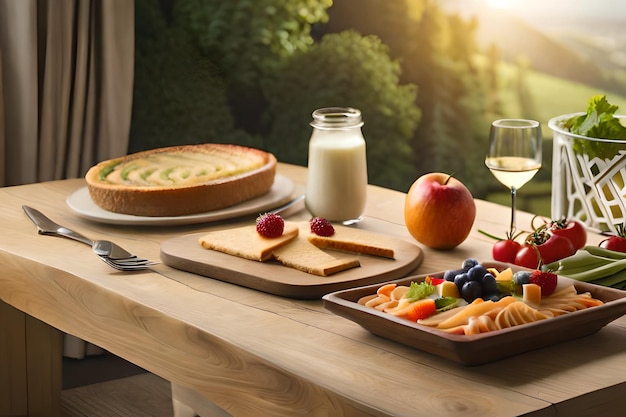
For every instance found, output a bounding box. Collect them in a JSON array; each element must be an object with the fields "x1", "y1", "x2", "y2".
[
  {"x1": 405, "y1": 281, "x2": 435, "y2": 302},
  {"x1": 565, "y1": 95, "x2": 626, "y2": 159}
]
